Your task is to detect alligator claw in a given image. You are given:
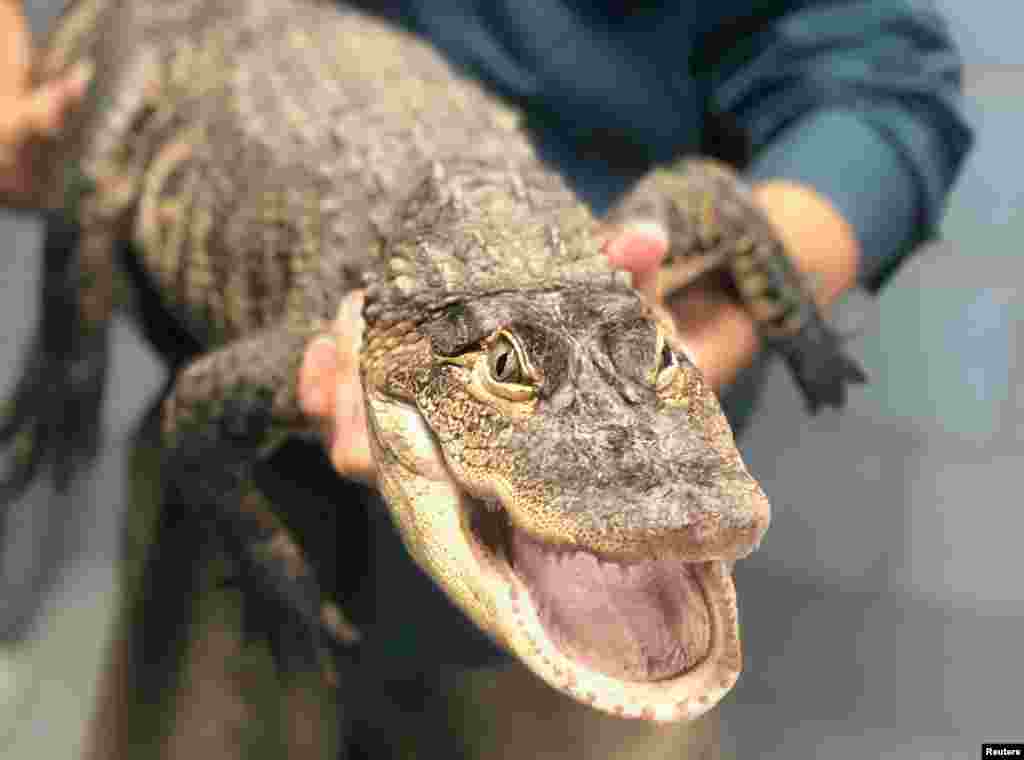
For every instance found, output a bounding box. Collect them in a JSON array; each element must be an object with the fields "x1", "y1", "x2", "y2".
[
  {"x1": 0, "y1": 329, "x2": 108, "y2": 510},
  {"x1": 767, "y1": 313, "x2": 867, "y2": 414},
  {"x1": 0, "y1": 424, "x2": 44, "y2": 506},
  {"x1": 1, "y1": 212, "x2": 109, "y2": 530},
  {"x1": 218, "y1": 515, "x2": 348, "y2": 684}
]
